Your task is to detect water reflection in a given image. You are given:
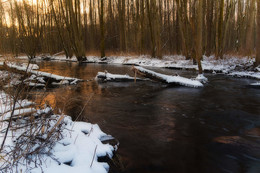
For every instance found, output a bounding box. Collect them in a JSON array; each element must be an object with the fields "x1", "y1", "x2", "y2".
[{"x1": 32, "y1": 62, "x2": 260, "y2": 173}]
